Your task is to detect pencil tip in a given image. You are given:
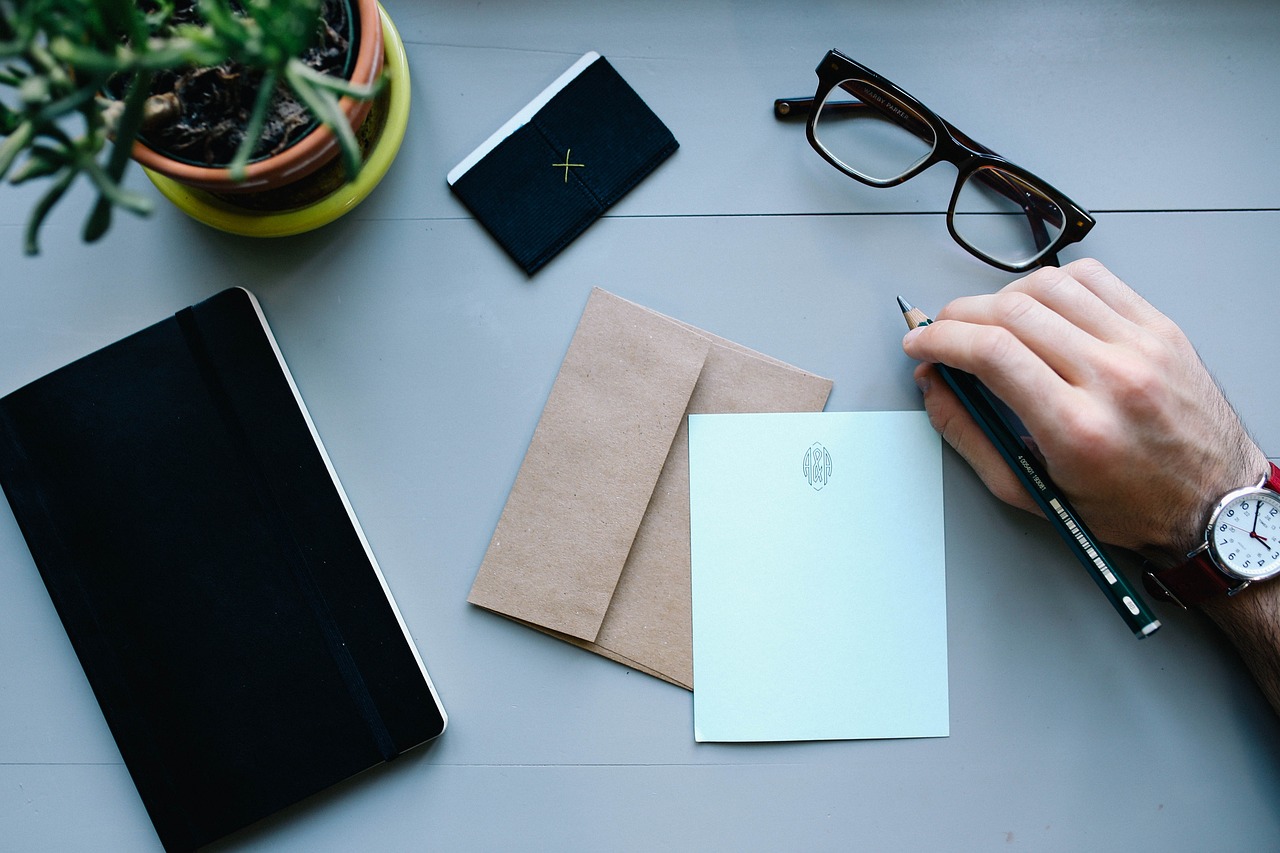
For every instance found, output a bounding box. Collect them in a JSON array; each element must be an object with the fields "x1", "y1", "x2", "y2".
[{"x1": 896, "y1": 295, "x2": 912, "y2": 313}]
